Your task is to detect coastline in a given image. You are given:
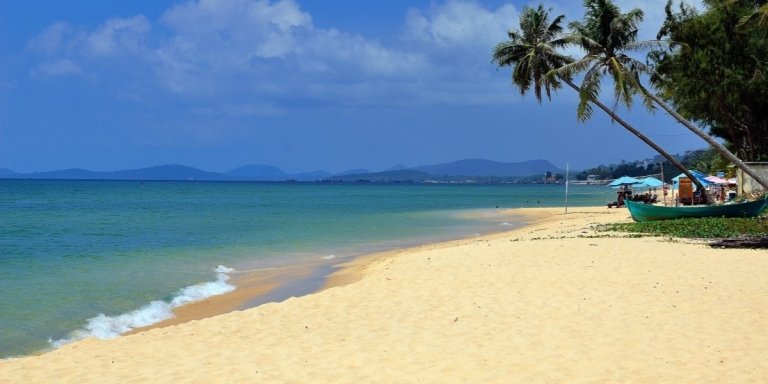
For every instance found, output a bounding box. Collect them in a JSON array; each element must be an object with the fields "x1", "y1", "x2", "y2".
[
  {"x1": 3, "y1": 206, "x2": 767, "y2": 382},
  {"x1": 130, "y1": 207, "x2": 545, "y2": 334}
]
